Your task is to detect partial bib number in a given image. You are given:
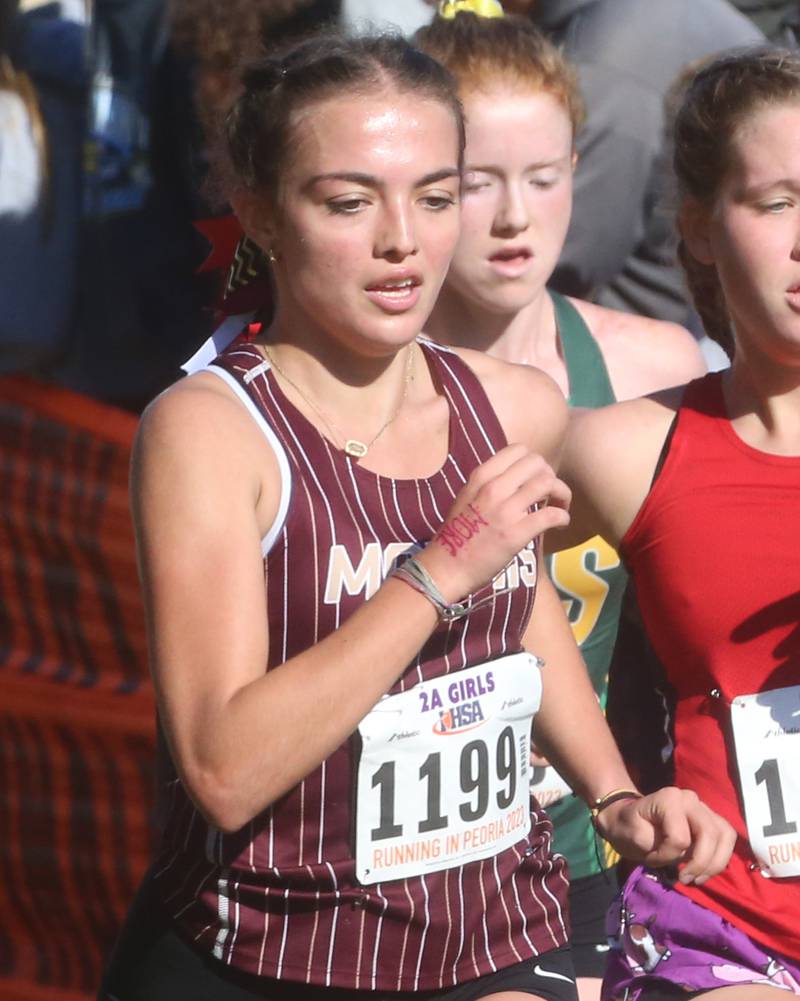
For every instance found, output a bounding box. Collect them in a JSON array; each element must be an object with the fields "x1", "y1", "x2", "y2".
[
  {"x1": 355, "y1": 653, "x2": 541, "y2": 885},
  {"x1": 530, "y1": 761, "x2": 572, "y2": 808},
  {"x1": 731, "y1": 685, "x2": 800, "y2": 878}
]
